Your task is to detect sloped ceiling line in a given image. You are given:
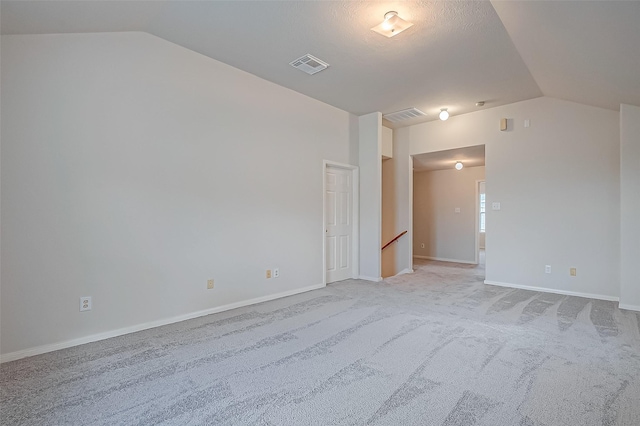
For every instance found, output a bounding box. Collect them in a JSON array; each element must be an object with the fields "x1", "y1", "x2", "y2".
[{"x1": 2, "y1": 1, "x2": 638, "y2": 126}]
